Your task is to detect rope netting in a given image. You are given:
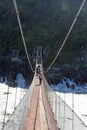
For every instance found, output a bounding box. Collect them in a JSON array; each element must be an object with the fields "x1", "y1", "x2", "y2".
[
  {"x1": 42, "y1": 72, "x2": 87, "y2": 130},
  {"x1": 0, "y1": 79, "x2": 34, "y2": 130}
]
